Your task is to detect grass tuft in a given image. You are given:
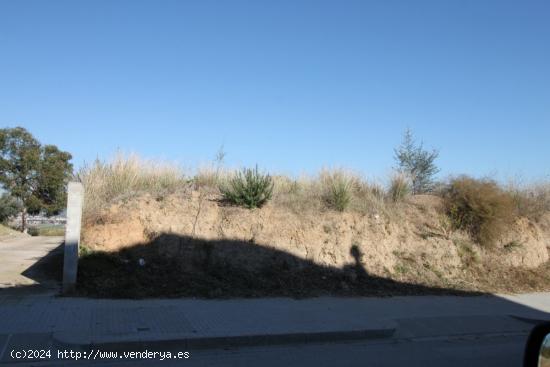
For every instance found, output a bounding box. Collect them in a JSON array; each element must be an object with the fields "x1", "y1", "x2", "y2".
[
  {"x1": 320, "y1": 170, "x2": 354, "y2": 212},
  {"x1": 388, "y1": 173, "x2": 411, "y2": 202}
]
